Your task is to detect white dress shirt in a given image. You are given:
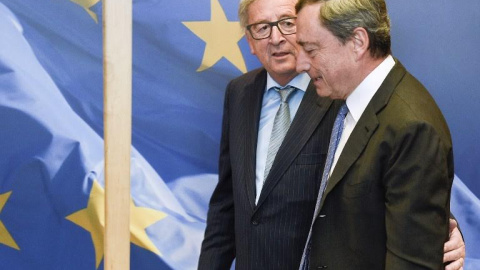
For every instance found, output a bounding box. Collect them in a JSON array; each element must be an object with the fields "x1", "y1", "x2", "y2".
[
  {"x1": 329, "y1": 55, "x2": 395, "y2": 177},
  {"x1": 255, "y1": 72, "x2": 310, "y2": 203}
]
